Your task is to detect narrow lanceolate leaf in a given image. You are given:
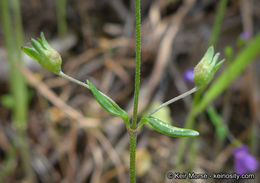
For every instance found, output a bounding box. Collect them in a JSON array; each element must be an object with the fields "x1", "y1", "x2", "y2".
[
  {"x1": 145, "y1": 116, "x2": 199, "y2": 137},
  {"x1": 87, "y1": 80, "x2": 130, "y2": 127}
]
